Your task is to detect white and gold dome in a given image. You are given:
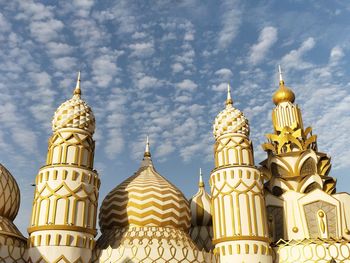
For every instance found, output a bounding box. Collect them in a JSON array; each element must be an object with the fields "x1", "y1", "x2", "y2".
[
  {"x1": 99, "y1": 137, "x2": 191, "y2": 232},
  {"x1": 52, "y1": 72, "x2": 95, "y2": 134},
  {"x1": 213, "y1": 84, "x2": 249, "y2": 139},
  {"x1": 94, "y1": 139, "x2": 217, "y2": 262}
]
